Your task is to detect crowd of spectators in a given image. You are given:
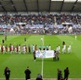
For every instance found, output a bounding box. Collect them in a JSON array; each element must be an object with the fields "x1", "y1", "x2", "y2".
[
  {"x1": 0, "y1": 14, "x2": 81, "y2": 25},
  {"x1": 0, "y1": 13, "x2": 81, "y2": 34}
]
